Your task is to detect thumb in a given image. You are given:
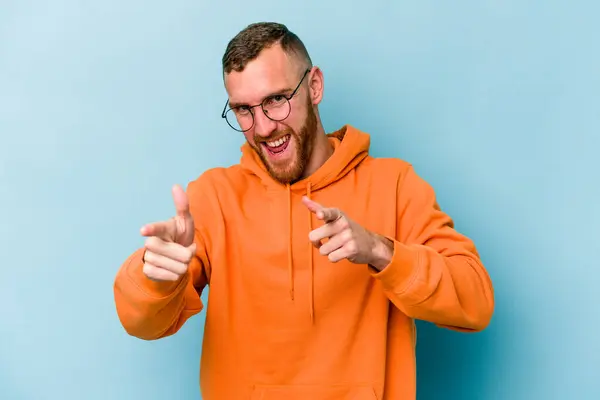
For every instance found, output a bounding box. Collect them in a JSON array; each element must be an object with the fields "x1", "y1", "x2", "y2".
[
  {"x1": 172, "y1": 184, "x2": 191, "y2": 218},
  {"x1": 172, "y1": 184, "x2": 195, "y2": 246}
]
